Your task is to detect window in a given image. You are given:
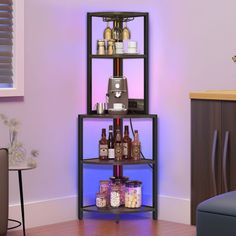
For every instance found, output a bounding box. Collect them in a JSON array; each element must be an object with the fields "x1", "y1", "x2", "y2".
[{"x1": 0, "y1": 0, "x2": 24, "y2": 97}]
